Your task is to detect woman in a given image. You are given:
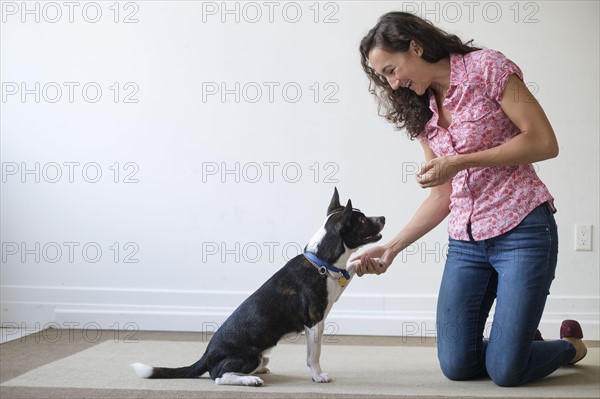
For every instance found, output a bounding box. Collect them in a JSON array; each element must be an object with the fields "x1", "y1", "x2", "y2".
[{"x1": 355, "y1": 11, "x2": 587, "y2": 387}]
